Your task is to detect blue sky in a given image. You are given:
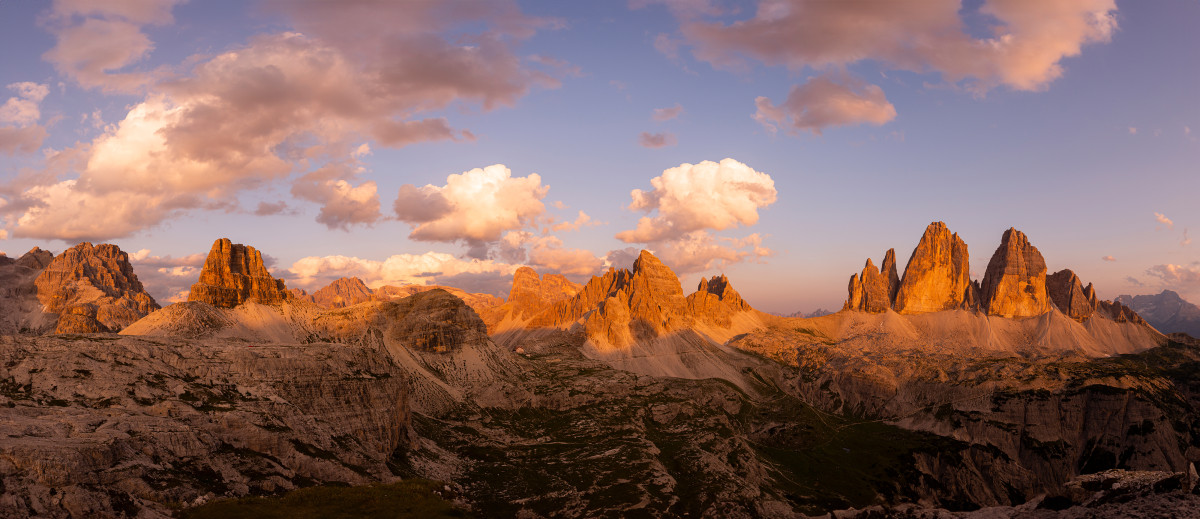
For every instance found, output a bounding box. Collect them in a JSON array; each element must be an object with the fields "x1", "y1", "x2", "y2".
[{"x1": 1, "y1": 0, "x2": 1197, "y2": 313}]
